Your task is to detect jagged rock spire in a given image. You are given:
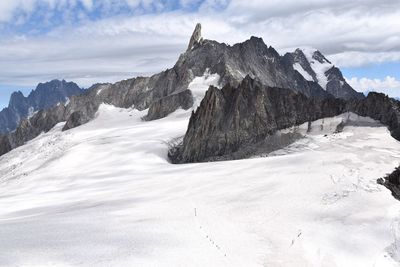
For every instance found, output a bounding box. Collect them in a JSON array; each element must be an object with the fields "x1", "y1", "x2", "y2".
[{"x1": 187, "y1": 23, "x2": 202, "y2": 51}]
